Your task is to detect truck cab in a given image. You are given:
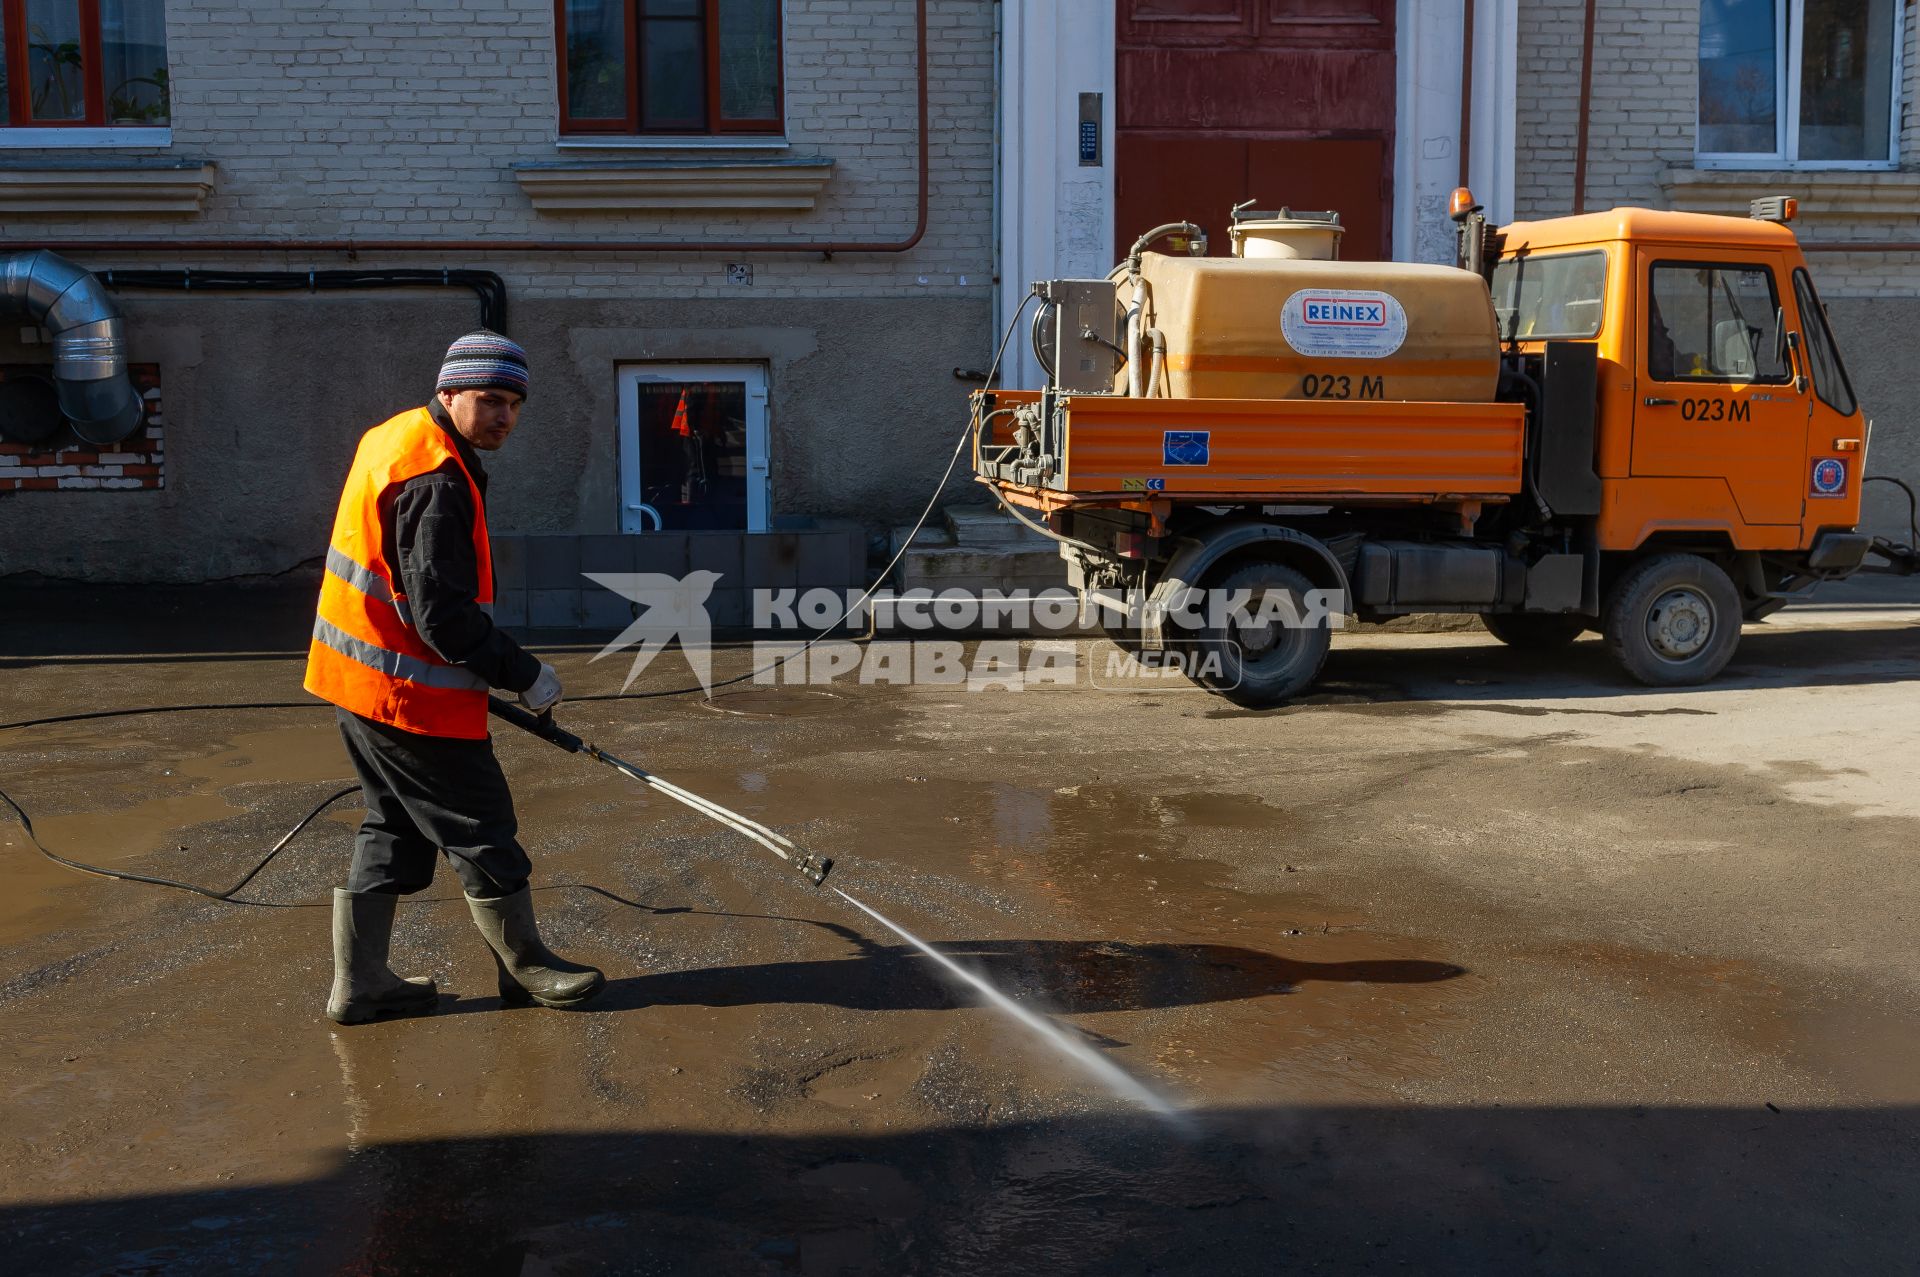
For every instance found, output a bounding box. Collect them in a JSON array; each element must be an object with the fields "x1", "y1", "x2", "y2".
[{"x1": 1492, "y1": 206, "x2": 1868, "y2": 566}]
